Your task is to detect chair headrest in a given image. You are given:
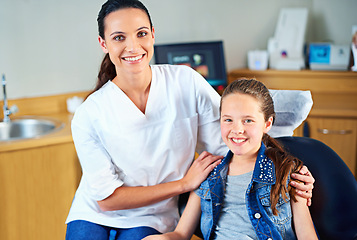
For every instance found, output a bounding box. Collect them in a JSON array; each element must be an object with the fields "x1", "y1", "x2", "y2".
[{"x1": 269, "y1": 90, "x2": 313, "y2": 138}]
